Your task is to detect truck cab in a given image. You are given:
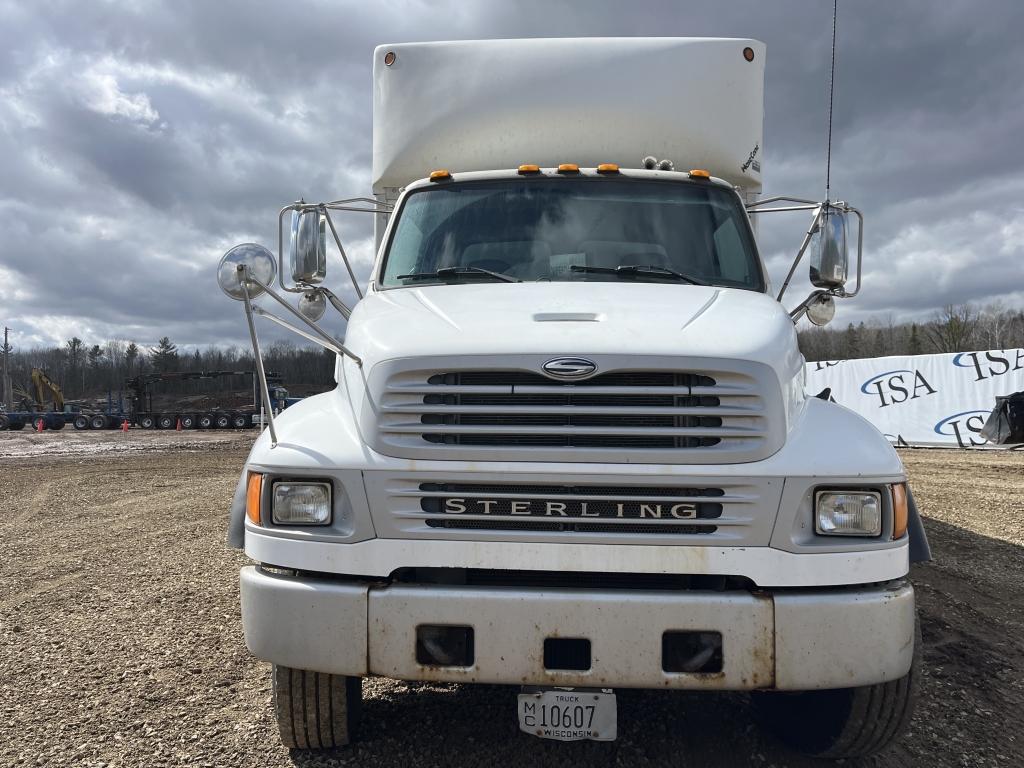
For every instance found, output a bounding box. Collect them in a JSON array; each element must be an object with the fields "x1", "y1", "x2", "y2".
[{"x1": 220, "y1": 38, "x2": 925, "y2": 759}]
